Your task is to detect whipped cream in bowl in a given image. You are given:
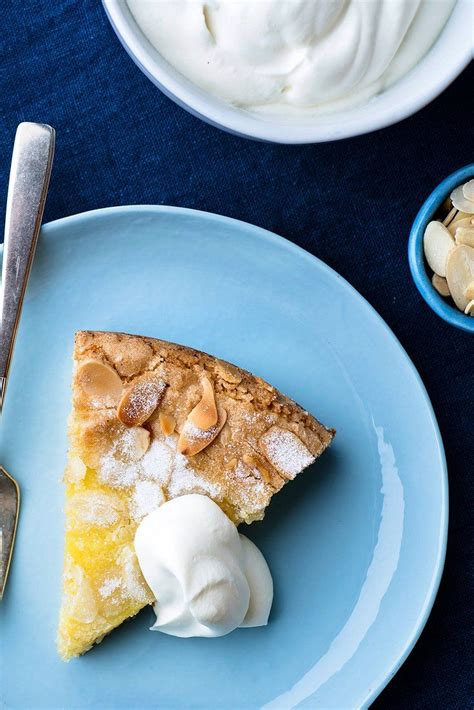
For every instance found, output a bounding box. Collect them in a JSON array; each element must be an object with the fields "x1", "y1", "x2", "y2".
[
  {"x1": 104, "y1": 0, "x2": 471, "y2": 141},
  {"x1": 134, "y1": 494, "x2": 273, "y2": 638},
  {"x1": 126, "y1": 0, "x2": 455, "y2": 116}
]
